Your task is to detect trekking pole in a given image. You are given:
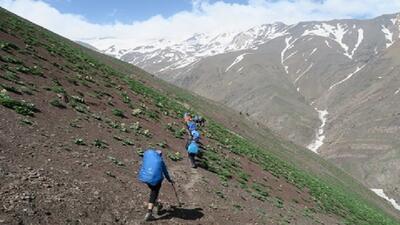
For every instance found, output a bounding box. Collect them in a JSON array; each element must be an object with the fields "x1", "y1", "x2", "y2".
[{"x1": 171, "y1": 183, "x2": 182, "y2": 207}]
